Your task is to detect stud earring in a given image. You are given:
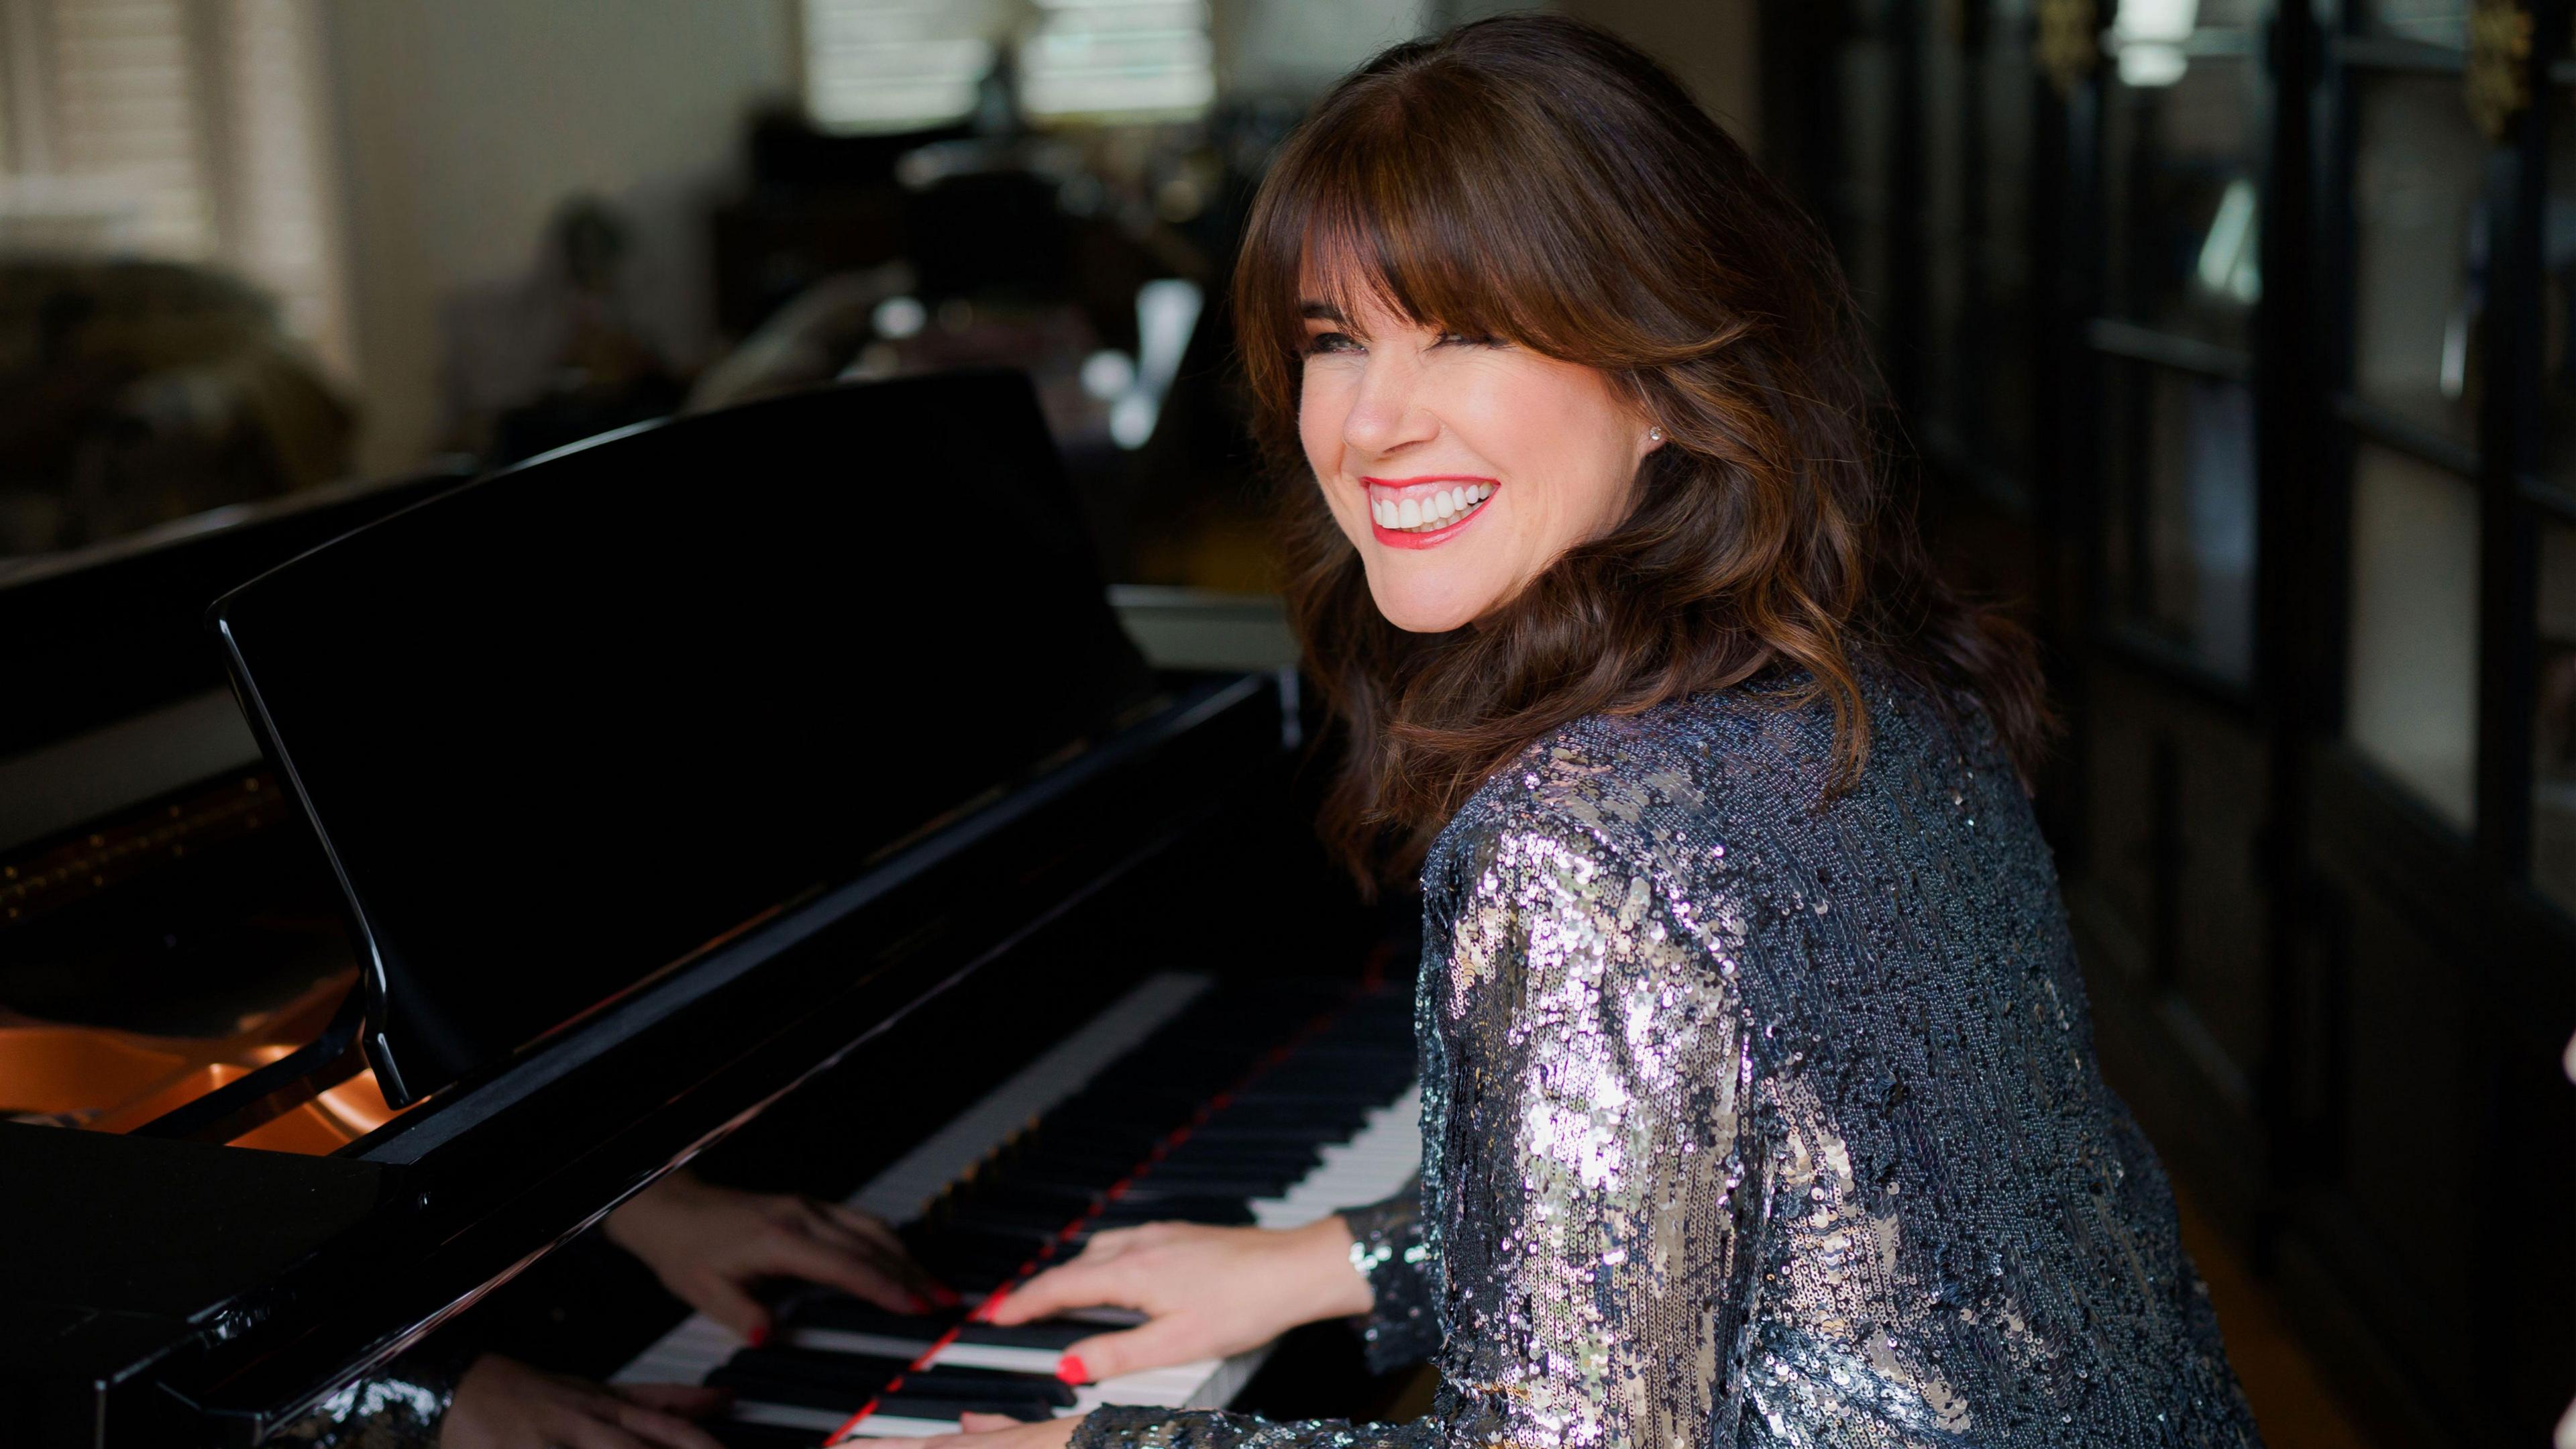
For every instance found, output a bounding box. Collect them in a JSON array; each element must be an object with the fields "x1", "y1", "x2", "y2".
[{"x1": 1647, "y1": 427, "x2": 1665, "y2": 443}]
